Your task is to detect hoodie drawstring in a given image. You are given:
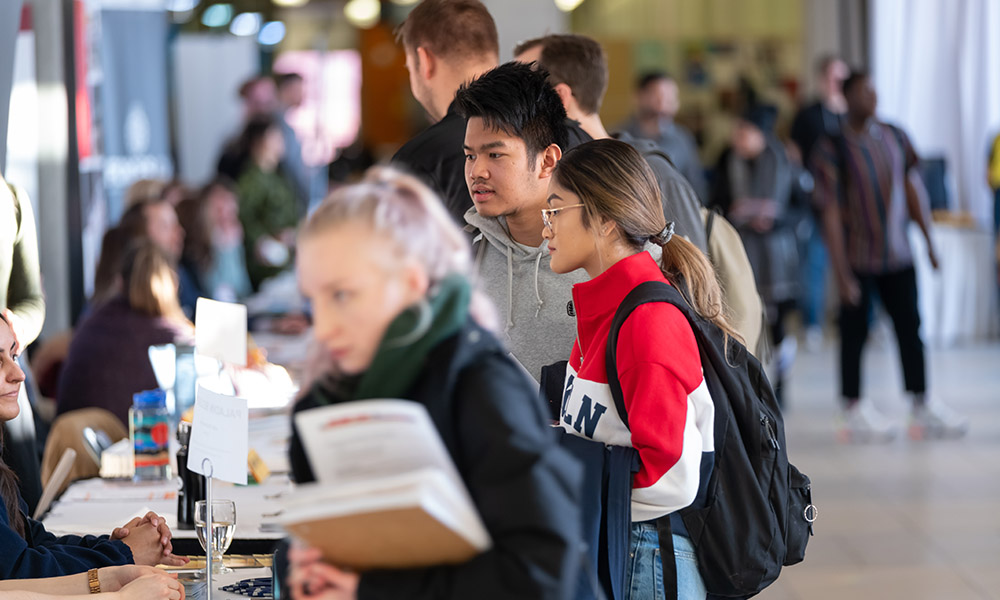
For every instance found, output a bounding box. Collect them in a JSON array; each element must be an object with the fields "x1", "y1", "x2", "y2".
[
  {"x1": 504, "y1": 247, "x2": 514, "y2": 337},
  {"x1": 533, "y1": 252, "x2": 544, "y2": 318}
]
